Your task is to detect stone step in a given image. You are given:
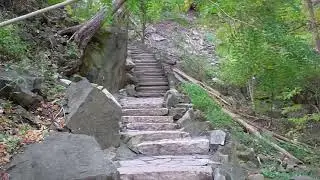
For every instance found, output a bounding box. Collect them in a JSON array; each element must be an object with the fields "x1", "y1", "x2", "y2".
[
  {"x1": 135, "y1": 62, "x2": 159, "y2": 66},
  {"x1": 119, "y1": 155, "x2": 216, "y2": 167},
  {"x1": 125, "y1": 123, "x2": 179, "y2": 131},
  {"x1": 122, "y1": 108, "x2": 168, "y2": 116},
  {"x1": 139, "y1": 77, "x2": 168, "y2": 82},
  {"x1": 138, "y1": 75, "x2": 167, "y2": 79},
  {"x1": 135, "y1": 72, "x2": 165, "y2": 76},
  {"x1": 134, "y1": 60, "x2": 158, "y2": 63},
  {"x1": 135, "y1": 69, "x2": 164, "y2": 73},
  {"x1": 137, "y1": 86, "x2": 169, "y2": 91},
  {"x1": 118, "y1": 166, "x2": 213, "y2": 180},
  {"x1": 136, "y1": 92, "x2": 166, "y2": 97},
  {"x1": 120, "y1": 97, "x2": 164, "y2": 109},
  {"x1": 138, "y1": 81, "x2": 169, "y2": 86},
  {"x1": 130, "y1": 138, "x2": 210, "y2": 155},
  {"x1": 121, "y1": 130, "x2": 190, "y2": 142},
  {"x1": 122, "y1": 116, "x2": 173, "y2": 123}
]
